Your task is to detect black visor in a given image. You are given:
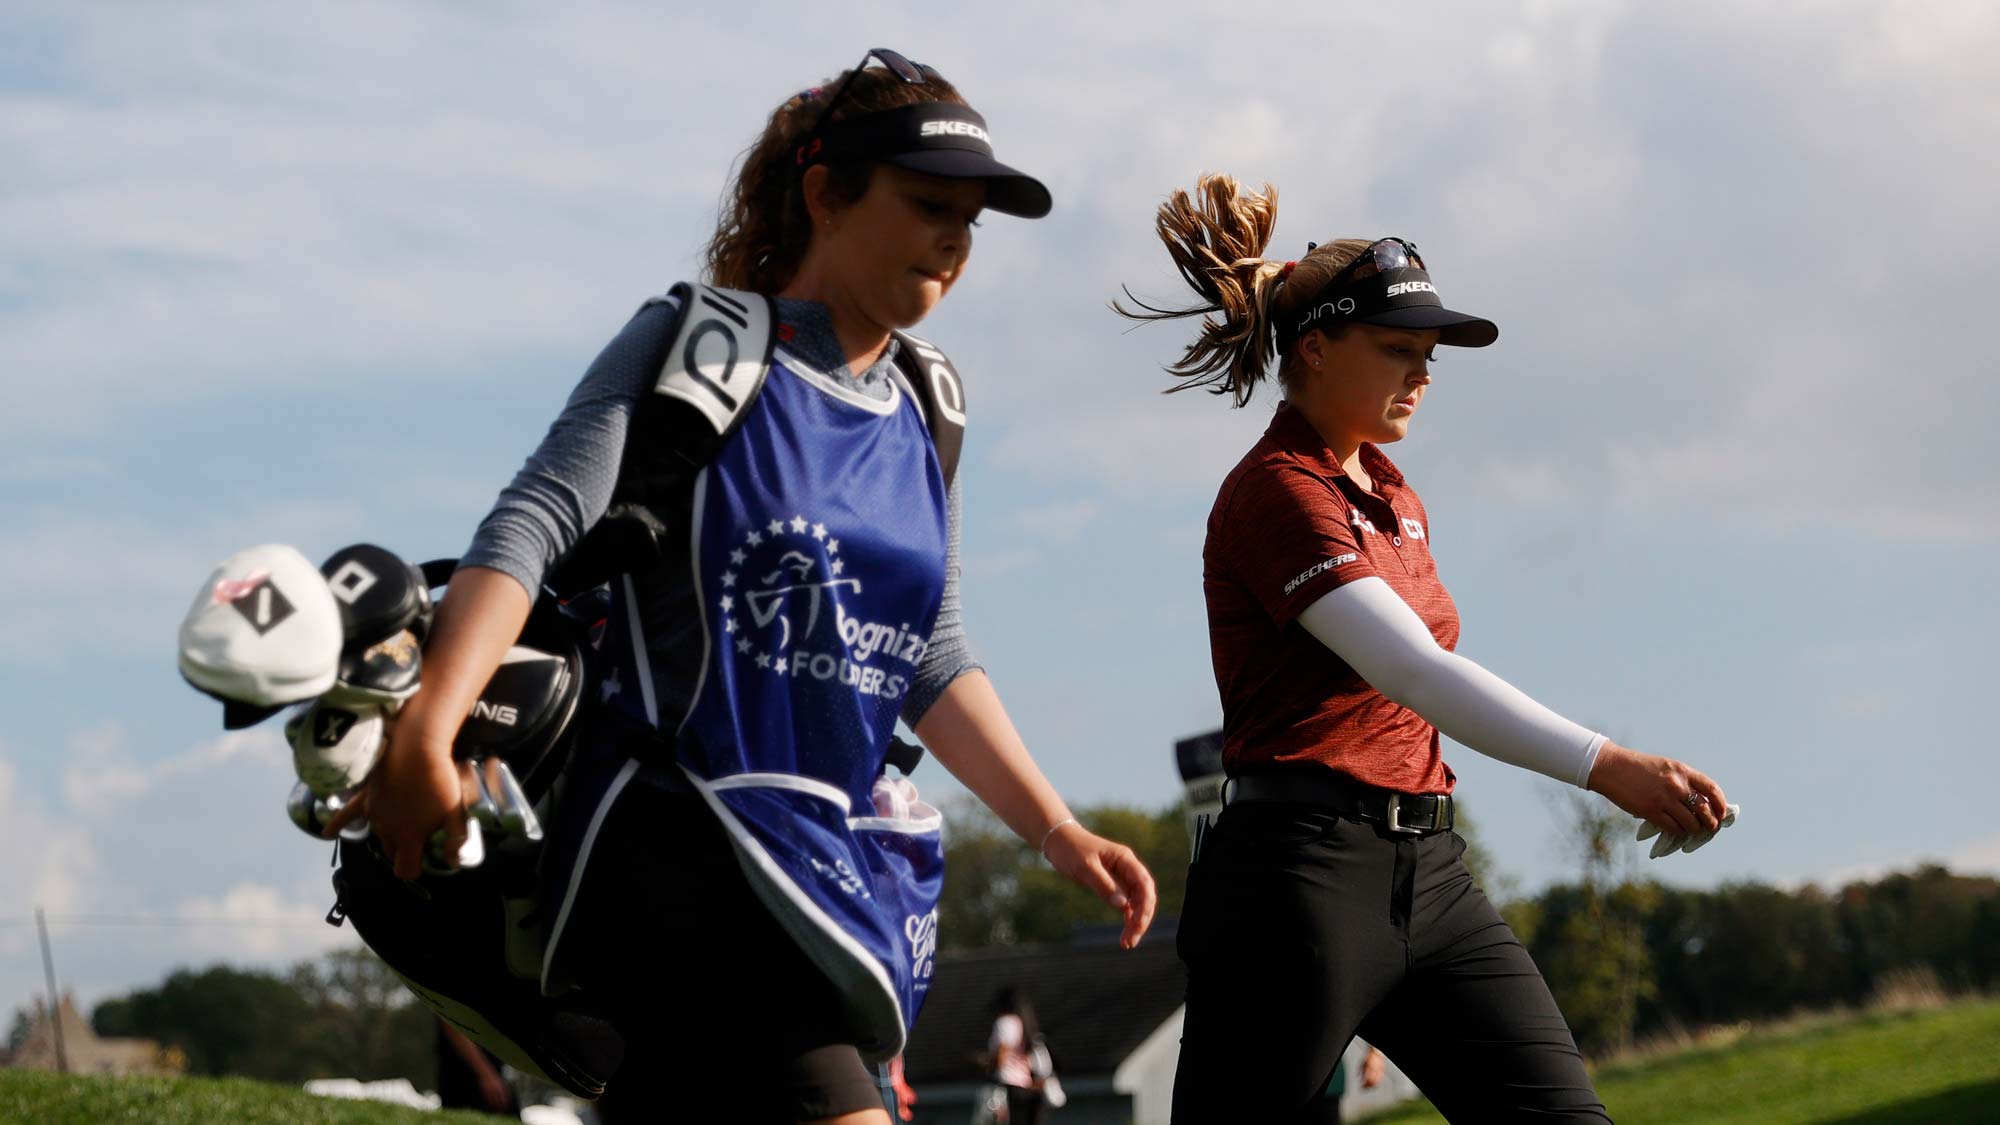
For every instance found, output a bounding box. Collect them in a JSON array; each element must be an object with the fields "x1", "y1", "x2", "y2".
[
  {"x1": 1285, "y1": 239, "x2": 1498, "y2": 349},
  {"x1": 810, "y1": 102, "x2": 1052, "y2": 219}
]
